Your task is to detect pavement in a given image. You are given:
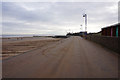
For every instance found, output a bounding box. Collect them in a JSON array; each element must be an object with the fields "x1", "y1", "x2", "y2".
[{"x1": 2, "y1": 36, "x2": 118, "y2": 78}]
